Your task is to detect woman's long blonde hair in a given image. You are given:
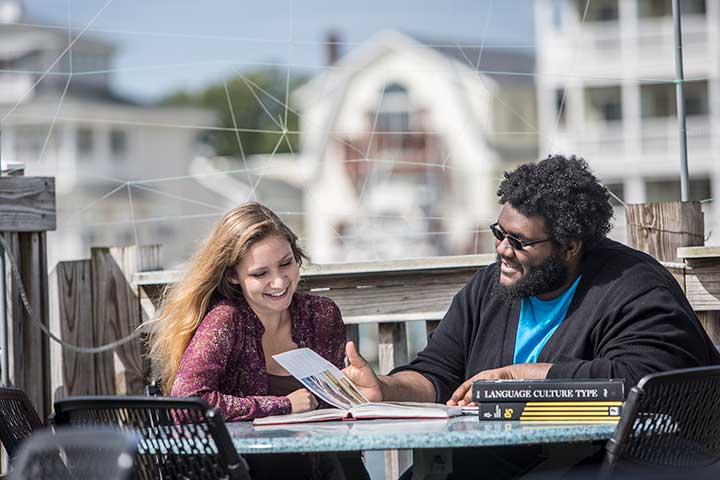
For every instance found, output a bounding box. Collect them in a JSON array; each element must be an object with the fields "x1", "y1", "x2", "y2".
[{"x1": 148, "y1": 202, "x2": 307, "y2": 393}]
